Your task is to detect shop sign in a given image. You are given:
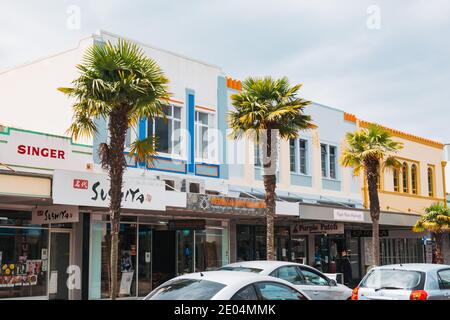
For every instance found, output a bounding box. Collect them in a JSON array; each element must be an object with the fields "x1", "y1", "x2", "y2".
[
  {"x1": 52, "y1": 170, "x2": 186, "y2": 211},
  {"x1": 186, "y1": 194, "x2": 265, "y2": 216},
  {"x1": 351, "y1": 230, "x2": 389, "y2": 237},
  {"x1": 32, "y1": 205, "x2": 79, "y2": 224},
  {"x1": 0, "y1": 127, "x2": 92, "y2": 172},
  {"x1": 291, "y1": 223, "x2": 344, "y2": 236},
  {"x1": 168, "y1": 219, "x2": 206, "y2": 230},
  {"x1": 333, "y1": 209, "x2": 364, "y2": 222}
]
